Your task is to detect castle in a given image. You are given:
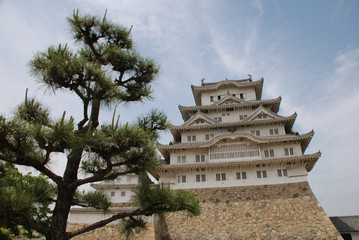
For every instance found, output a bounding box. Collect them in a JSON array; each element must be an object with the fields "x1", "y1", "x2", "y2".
[{"x1": 69, "y1": 77, "x2": 341, "y2": 239}]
